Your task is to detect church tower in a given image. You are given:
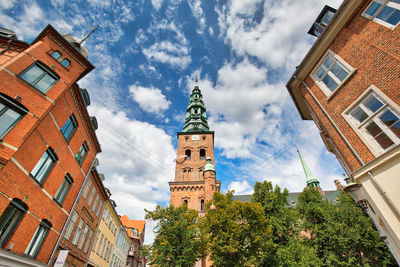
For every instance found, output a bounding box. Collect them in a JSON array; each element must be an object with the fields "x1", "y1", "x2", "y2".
[{"x1": 169, "y1": 85, "x2": 221, "y2": 213}]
